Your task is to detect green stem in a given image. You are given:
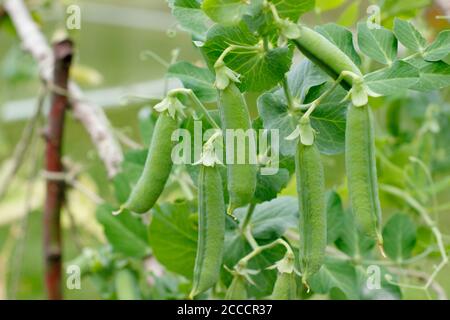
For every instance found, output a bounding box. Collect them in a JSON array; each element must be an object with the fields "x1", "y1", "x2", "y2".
[
  {"x1": 169, "y1": 88, "x2": 221, "y2": 130},
  {"x1": 241, "y1": 202, "x2": 256, "y2": 231},
  {"x1": 281, "y1": 76, "x2": 295, "y2": 111}
]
